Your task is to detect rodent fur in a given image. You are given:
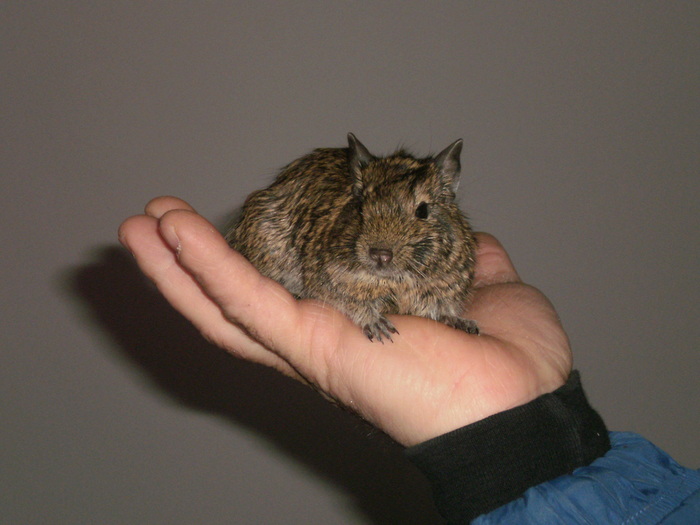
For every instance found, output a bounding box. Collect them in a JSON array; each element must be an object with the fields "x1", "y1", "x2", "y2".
[{"x1": 226, "y1": 133, "x2": 479, "y2": 342}]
